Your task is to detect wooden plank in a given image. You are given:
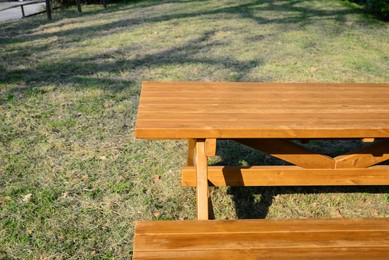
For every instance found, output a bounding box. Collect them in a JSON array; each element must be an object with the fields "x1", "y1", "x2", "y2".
[
  {"x1": 139, "y1": 97, "x2": 389, "y2": 105},
  {"x1": 140, "y1": 91, "x2": 389, "y2": 99},
  {"x1": 140, "y1": 97, "x2": 389, "y2": 103},
  {"x1": 136, "y1": 120, "x2": 389, "y2": 129},
  {"x1": 135, "y1": 232, "x2": 389, "y2": 250},
  {"x1": 137, "y1": 122, "x2": 389, "y2": 134},
  {"x1": 234, "y1": 139, "x2": 335, "y2": 169},
  {"x1": 181, "y1": 166, "x2": 389, "y2": 186},
  {"x1": 135, "y1": 218, "x2": 389, "y2": 234},
  {"x1": 195, "y1": 140, "x2": 208, "y2": 220},
  {"x1": 142, "y1": 89, "x2": 389, "y2": 96},
  {"x1": 187, "y1": 139, "x2": 196, "y2": 166},
  {"x1": 135, "y1": 127, "x2": 389, "y2": 139},
  {"x1": 139, "y1": 106, "x2": 389, "y2": 114},
  {"x1": 205, "y1": 139, "x2": 216, "y2": 157},
  {"x1": 137, "y1": 112, "x2": 389, "y2": 121},
  {"x1": 133, "y1": 218, "x2": 389, "y2": 259},
  {"x1": 142, "y1": 81, "x2": 389, "y2": 91},
  {"x1": 335, "y1": 140, "x2": 389, "y2": 168},
  {"x1": 134, "y1": 247, "x2": 389, "y2": 259}
]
